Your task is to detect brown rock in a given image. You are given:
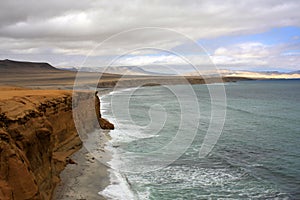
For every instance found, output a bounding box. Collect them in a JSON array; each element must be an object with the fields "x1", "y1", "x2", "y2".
[
  {"x1": 99, "y1": 118, "x2": 114, "y2": 130},
  {"x1": 94, "y1": 91, "x2": 114, "y2": 130},
  {"x1": 0, "y1": 180, "x2": 13, "y2": 200},
  {"x1": 0, "y1": 89, "x2": 113, "y2": 199},
  {"x1": 0, "y1": 91, "x2": 89, "y2": 200},
  {"x1": 66, "y1": 158, "x2": 77, "y2": 165},
  {"x1": 94, "y1": 91, "x2": 101, "y2": 120}
]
